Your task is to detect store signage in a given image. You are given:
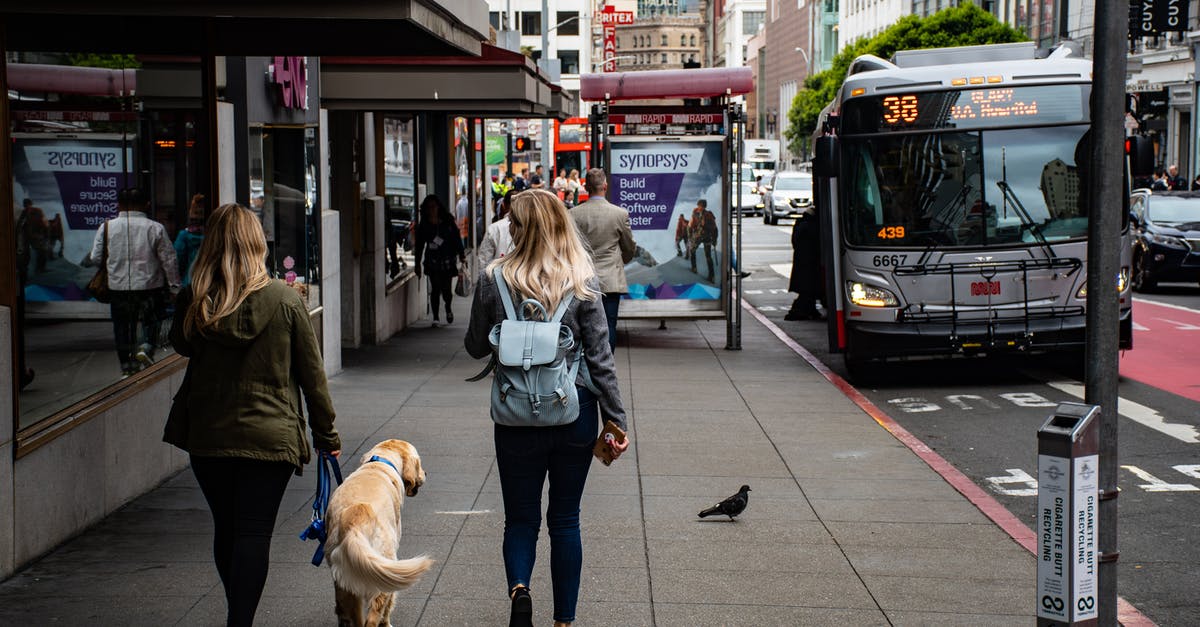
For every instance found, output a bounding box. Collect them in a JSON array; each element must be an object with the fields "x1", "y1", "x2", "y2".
[
  {"x1": 1130, "y1": 0, "x2": 1190, "y2": 36},
  {"x1": 599, "y1": 5, "x2": 634, "y2": 72},
  {"x1": 269, "y1": 56, "x2": 308, "y2": 110}
]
